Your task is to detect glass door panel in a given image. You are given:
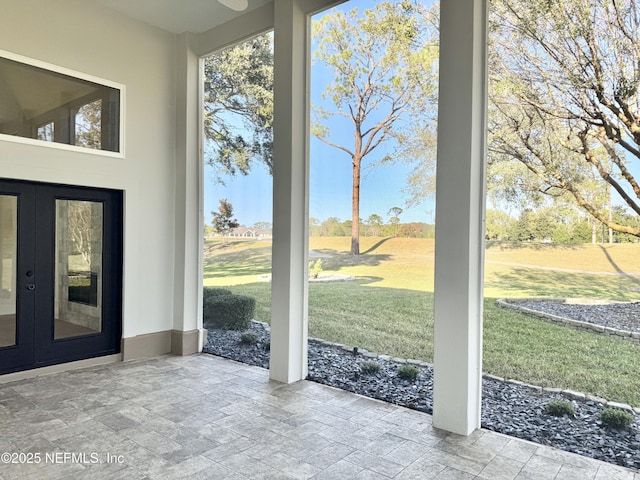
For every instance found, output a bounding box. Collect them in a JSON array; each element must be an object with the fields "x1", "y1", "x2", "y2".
[
  {"x1": 54, "y1": 199, "x2": 103, "y2": 339},
  {"x1": 0, "y1": 179, "x2": 121, "y2": 375},
  {"x1": 0, "y1": 195, "x2": 17, "y2": 347}
]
